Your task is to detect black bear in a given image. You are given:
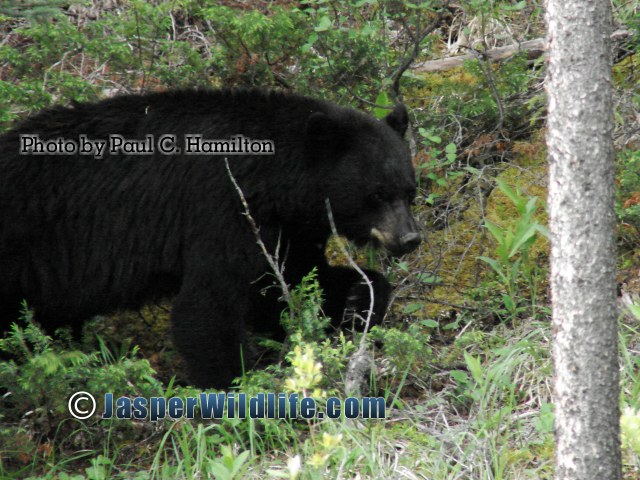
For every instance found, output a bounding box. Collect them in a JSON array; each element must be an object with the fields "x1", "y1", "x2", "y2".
[{"x1": 0, "y1": 89, "x2": 420, "y2": 387}]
